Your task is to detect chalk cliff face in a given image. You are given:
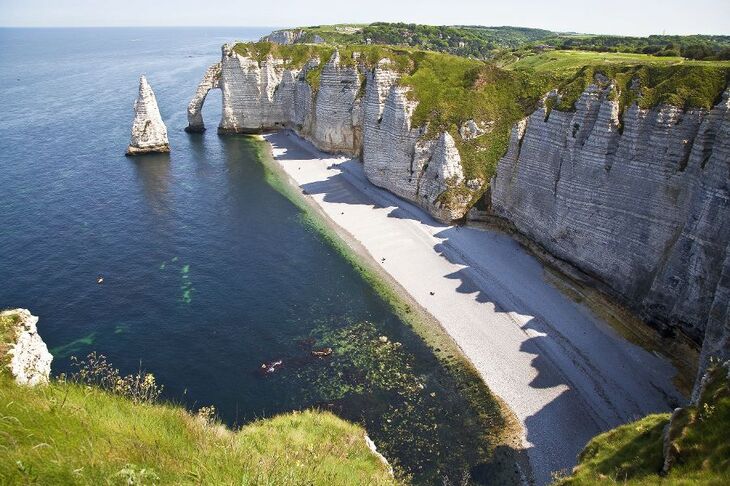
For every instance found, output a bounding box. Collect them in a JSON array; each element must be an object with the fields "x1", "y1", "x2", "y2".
[
  {"x1": 491, "y1": 81, "x2": 730, "y2": 389},
  {"x1": 126, "y1": 76, "x2": 170, "y2": 155},
  {"x1": 186, "y1": 63, "x2": 221, "y2": 133},
  {"x1": 2, "y1": 309, "x2": 52, "y2": 386},
  {"x1": 187, "y1": 45, "x2": 468, "y2": 220}
]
